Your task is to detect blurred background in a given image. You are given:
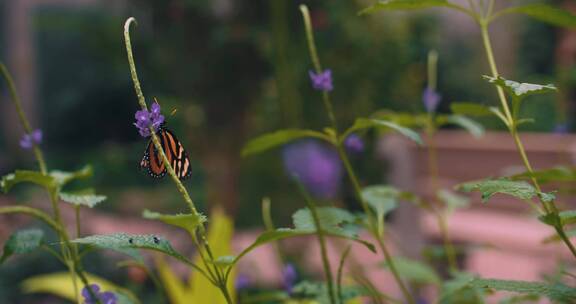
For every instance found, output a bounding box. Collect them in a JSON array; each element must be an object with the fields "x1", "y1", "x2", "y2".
[{"x1": 0, "y1": 0, "x2": 575, "y2": 303}]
